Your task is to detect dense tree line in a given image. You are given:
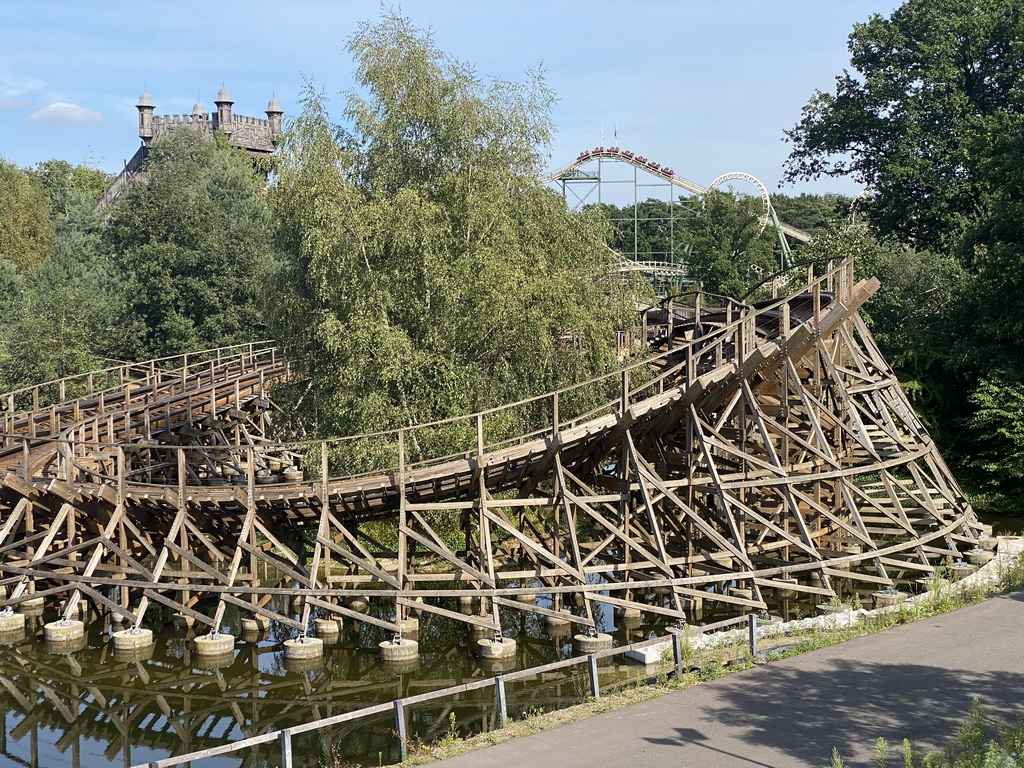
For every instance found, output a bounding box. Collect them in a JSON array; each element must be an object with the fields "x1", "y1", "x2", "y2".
[{"x1": 785, "y1": 0, "x2": 1024, "y2": 512}]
